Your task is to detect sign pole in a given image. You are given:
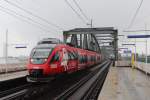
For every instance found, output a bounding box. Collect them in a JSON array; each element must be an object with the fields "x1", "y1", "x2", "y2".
[
  {"x1": 134, "y1": 38, "x2": 136, "y2": 67},
  {"x1": 145, "y1": 23, "x2": 148, "y2": 75},
  {"x1": 5, "y1": 29, "x2": 8, "y2": 73}
]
